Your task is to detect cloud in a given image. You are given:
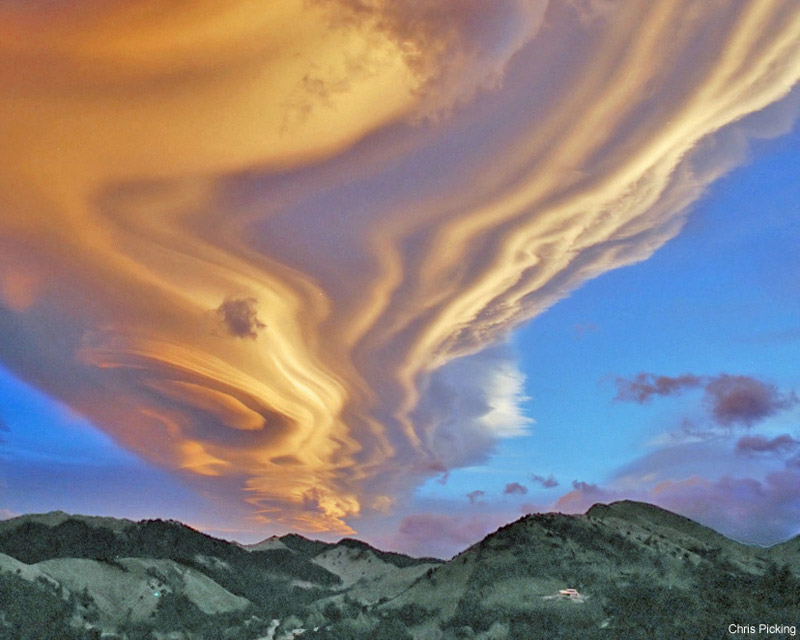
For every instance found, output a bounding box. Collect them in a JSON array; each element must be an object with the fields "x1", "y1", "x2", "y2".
[
  {"x1": 466, "y1": 490, "x2": 485, "y2": 504},
  {"x1": 551, "y1": 458, "x2": 800, "y2": 545},
  {"x1": 504, "y1": 482, "x2": 528, "y2": 495},
  {"x1": 648, "y1": 471, "x2": 800, "y2": 545},
  {"x1": 530, "y1": 473, "x2": 559, "y2": 488},
  {"x1": 0, "y1": 1, "x2": 799, "y2": 534},
  {"x1": 407, "y1": 346, "x2": 532, "y2": 478},
  {"x1": 704, "y1": 375, "x2": 797, "y2": 427},
  {"x1": 553, "y1": 480, "x2": 623, "y2": 514},
  {"x1": 735, "y1": 434, "x2": 800, "y2": 457},
  {"x1": 320, "y1": 0, "x2": 549, "y2": 118},
  {"x1": 215, "y1": 297, "x2": 266, "y2": 339},
  {"x1": 615, "y1": 373, "x2": 703, "y2": 403},
  {"x1": 616, "y1": 372, "x2": 797, "y2": 427},
  {"x1": 392, "y1": 512, "x2": 508, "y2": 558}
]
